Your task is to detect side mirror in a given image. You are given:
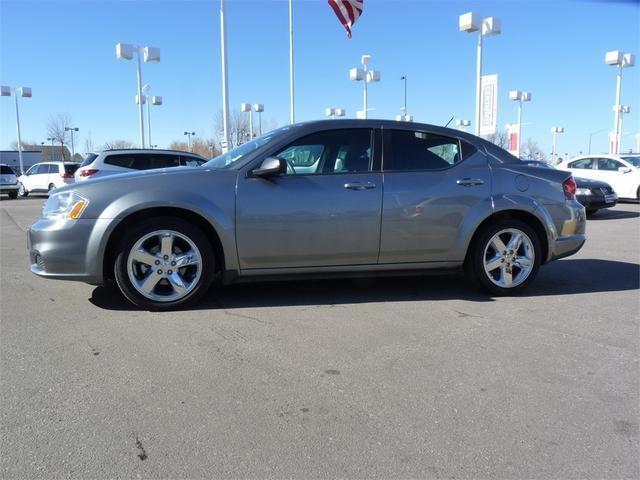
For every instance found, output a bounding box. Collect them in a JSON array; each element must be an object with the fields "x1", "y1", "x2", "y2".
[
  {"x1": 252, "y1": 157, "x2": 286, "y2": 177},
  {"x1": 618, "y1": 166, "x2": 632, "y2": 174}
]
